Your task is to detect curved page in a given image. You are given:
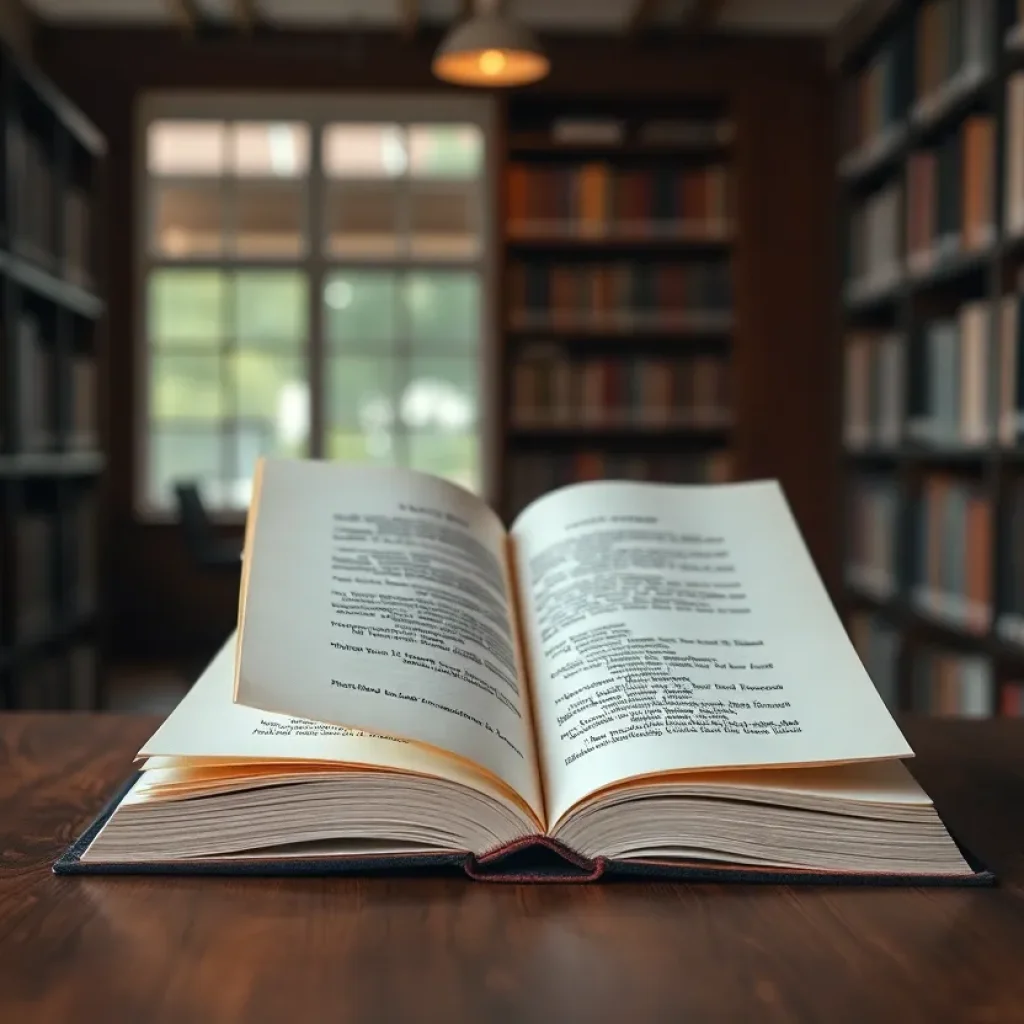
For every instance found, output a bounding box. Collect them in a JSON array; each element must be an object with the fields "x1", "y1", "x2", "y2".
[
  {"x1": 235, "y1": 459, "x2": 544, "y2": 823},
  {"x1": 510, "y1": 479, "x2": 912, "y2": 827}
]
